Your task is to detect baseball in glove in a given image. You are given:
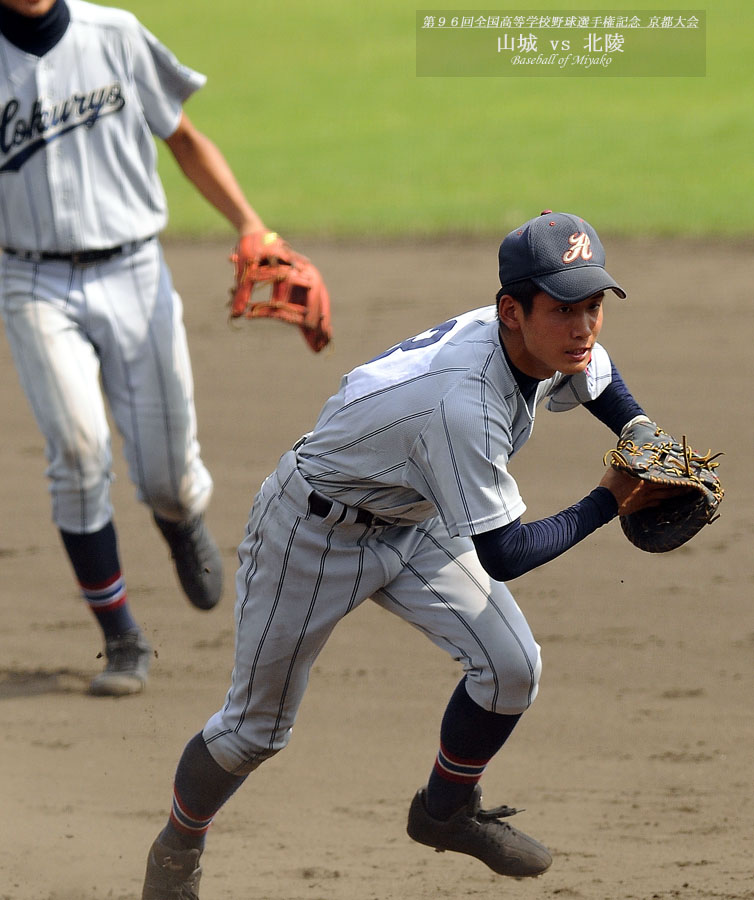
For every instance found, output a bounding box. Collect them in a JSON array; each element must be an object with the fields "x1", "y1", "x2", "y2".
[
  {"x1": 604, "y1": 416, "x2": 724, "y2": 553},
  {"x1": 229, "y1": 230, "x2": 331, "y2": 353}
]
